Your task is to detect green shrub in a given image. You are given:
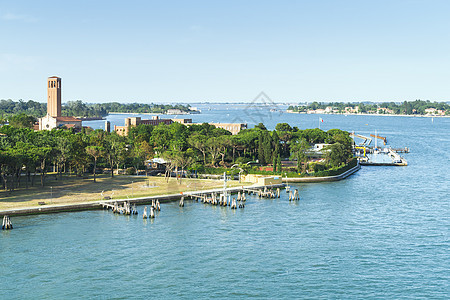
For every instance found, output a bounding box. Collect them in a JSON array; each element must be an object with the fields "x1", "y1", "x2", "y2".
[
  {"x1": 190, "y1": 163, "x2": 205, "y2": 173},
  {"x1": 126, "y1": 167, "x2": 136, "y2": 175},
  {"x1": 198, "y1": 167, "x2": 240, "y2": 176},
  {"x1": 308, "y1": 162, "x2": 326, "y2": 172},
  {"x1": 234, "y1": 157, "x2": 251, "y2": 164},
  {"x1": 247, "y1": 158, "x2": 358, "y2": 178}
]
